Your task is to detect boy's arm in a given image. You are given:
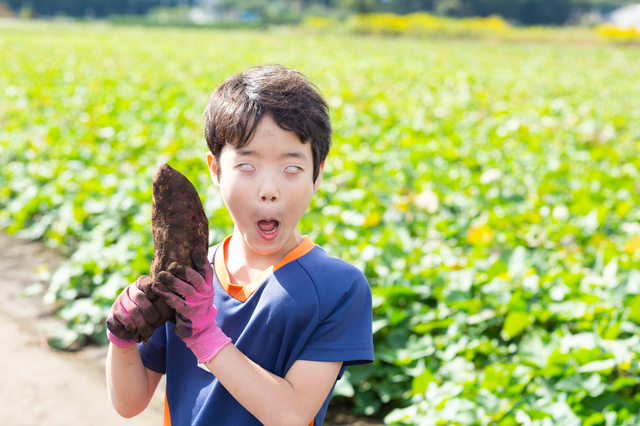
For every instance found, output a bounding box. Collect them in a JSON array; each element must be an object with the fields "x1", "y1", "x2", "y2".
[
  {"x1": 106, "y1": 344, "x2": 163, "y2": 418},
  {"x1": 207, "y1": 347, "x2": 342, "y2": 426},
  {"x1": 104, "y1": 276, "x2": 169, "y2": 418}
]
